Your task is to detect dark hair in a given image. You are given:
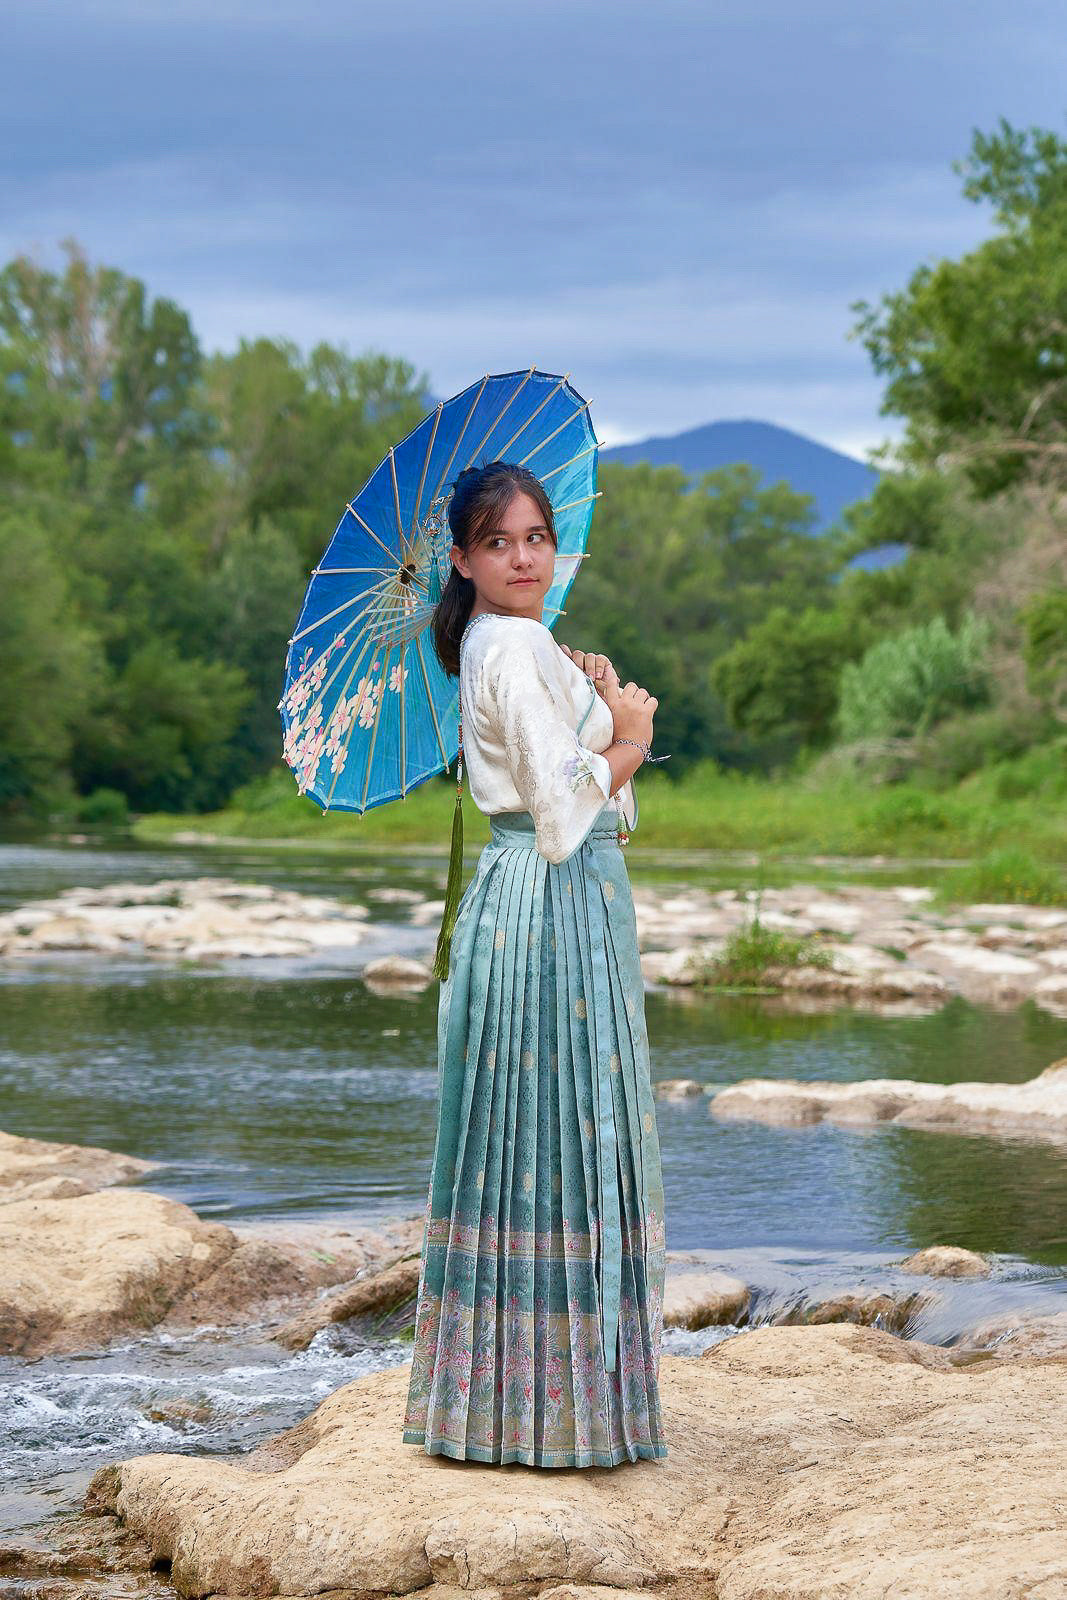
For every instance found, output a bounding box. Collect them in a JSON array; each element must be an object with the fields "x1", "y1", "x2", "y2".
[{"x1": 431, "y1": 459, "x2": 558, "y2": 677}]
